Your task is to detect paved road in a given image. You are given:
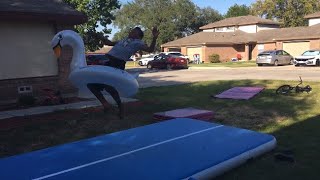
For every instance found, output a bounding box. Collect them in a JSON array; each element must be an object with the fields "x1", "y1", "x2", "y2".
[{"x1": 129, "y1": 65, "x2": 320, "y2": 88}]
